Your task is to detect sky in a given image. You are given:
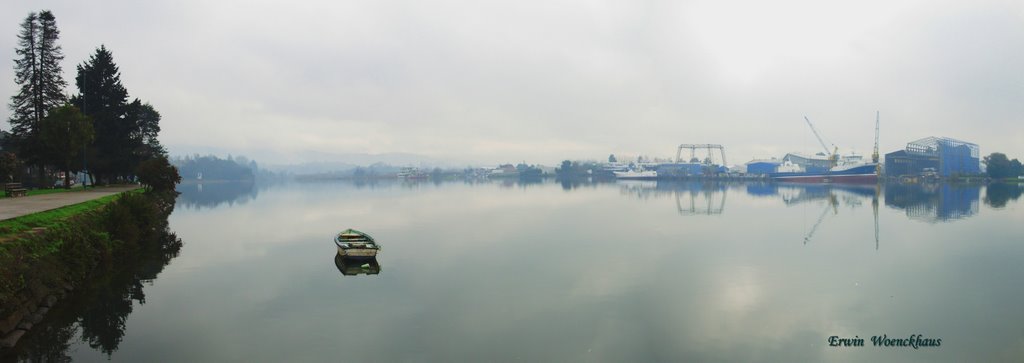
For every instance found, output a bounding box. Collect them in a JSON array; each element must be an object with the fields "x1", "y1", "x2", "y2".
[{"x1": 1, "y1": 0, "x2": 1022, "y2": 166}]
